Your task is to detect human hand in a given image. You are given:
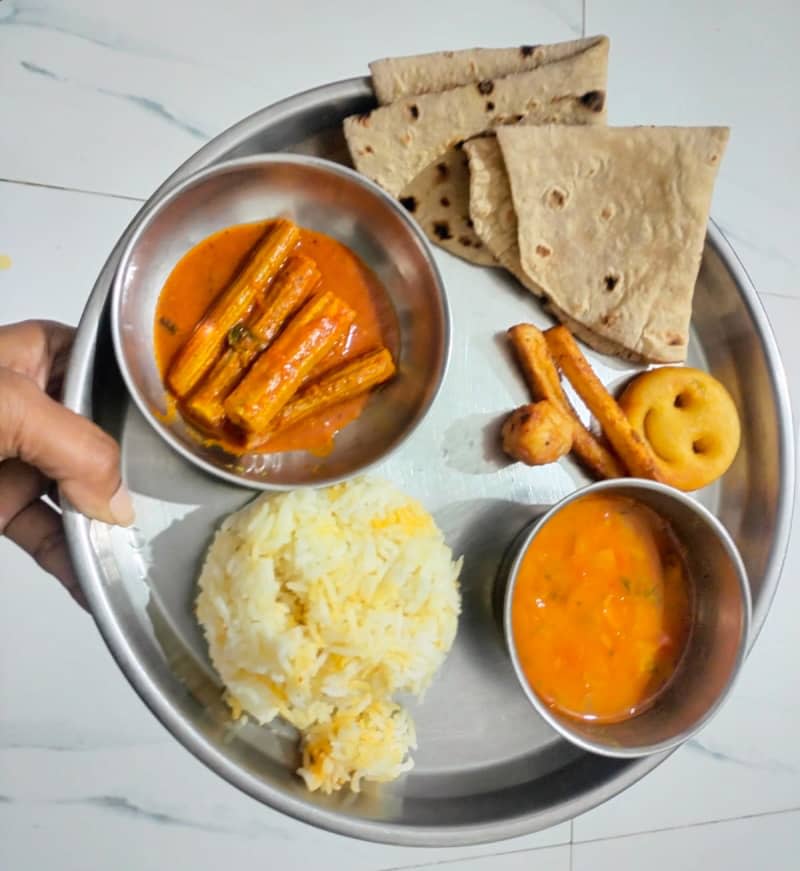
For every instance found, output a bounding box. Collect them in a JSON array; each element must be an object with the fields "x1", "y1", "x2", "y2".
[{"x1": 0, "y1": 320, "x2": 134, "y2": 608}]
